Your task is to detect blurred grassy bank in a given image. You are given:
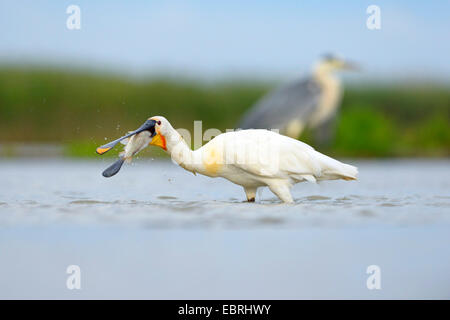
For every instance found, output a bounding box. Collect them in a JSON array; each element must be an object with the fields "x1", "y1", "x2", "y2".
[{"x1": 0, "y1": 67, "x2": 449, "y2": 158}]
